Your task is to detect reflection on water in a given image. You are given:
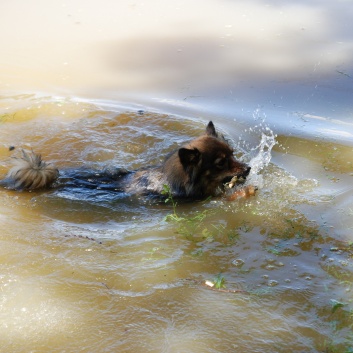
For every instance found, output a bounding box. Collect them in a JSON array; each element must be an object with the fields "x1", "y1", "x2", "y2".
[{"x1": 0, "y1": 96, "x2": 352, "y2": 353}]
